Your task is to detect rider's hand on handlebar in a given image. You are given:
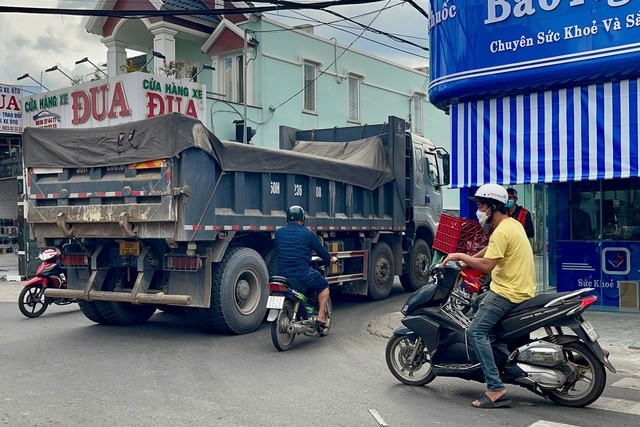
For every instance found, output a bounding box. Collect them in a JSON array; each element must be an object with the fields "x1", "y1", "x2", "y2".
[{"x1": 438, "y1": 253, "x2": 466, "y2": 268}]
